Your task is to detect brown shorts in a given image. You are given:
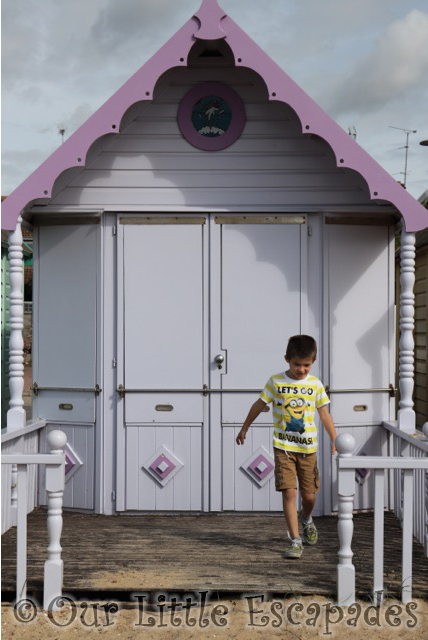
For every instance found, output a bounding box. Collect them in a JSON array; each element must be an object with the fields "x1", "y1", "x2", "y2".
[{"x1": 274, "y1": 448, "x2": 320, "y2": 494}]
